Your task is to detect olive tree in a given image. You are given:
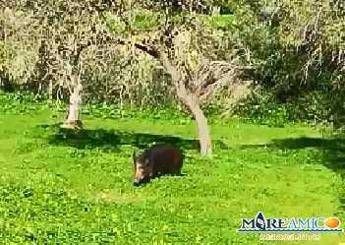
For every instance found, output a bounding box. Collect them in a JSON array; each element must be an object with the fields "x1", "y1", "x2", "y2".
[
  {"x1": 113, "y1": 1, "x2": 252, "y2": 155},
  {"x1": 35, "y1": 1, "x2": 118, "y2": 129},
  {"x1": 1, "y1": 0, "x2": 119, "y2": 129}
]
